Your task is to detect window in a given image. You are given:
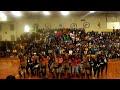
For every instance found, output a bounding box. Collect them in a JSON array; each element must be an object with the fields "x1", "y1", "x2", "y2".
[
  {"x1": 11, "y1": 35, "x2": 15, "y2": 41},
  {"x1": 10, "y1": 24, "x2": 14, "y2": 31}
]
